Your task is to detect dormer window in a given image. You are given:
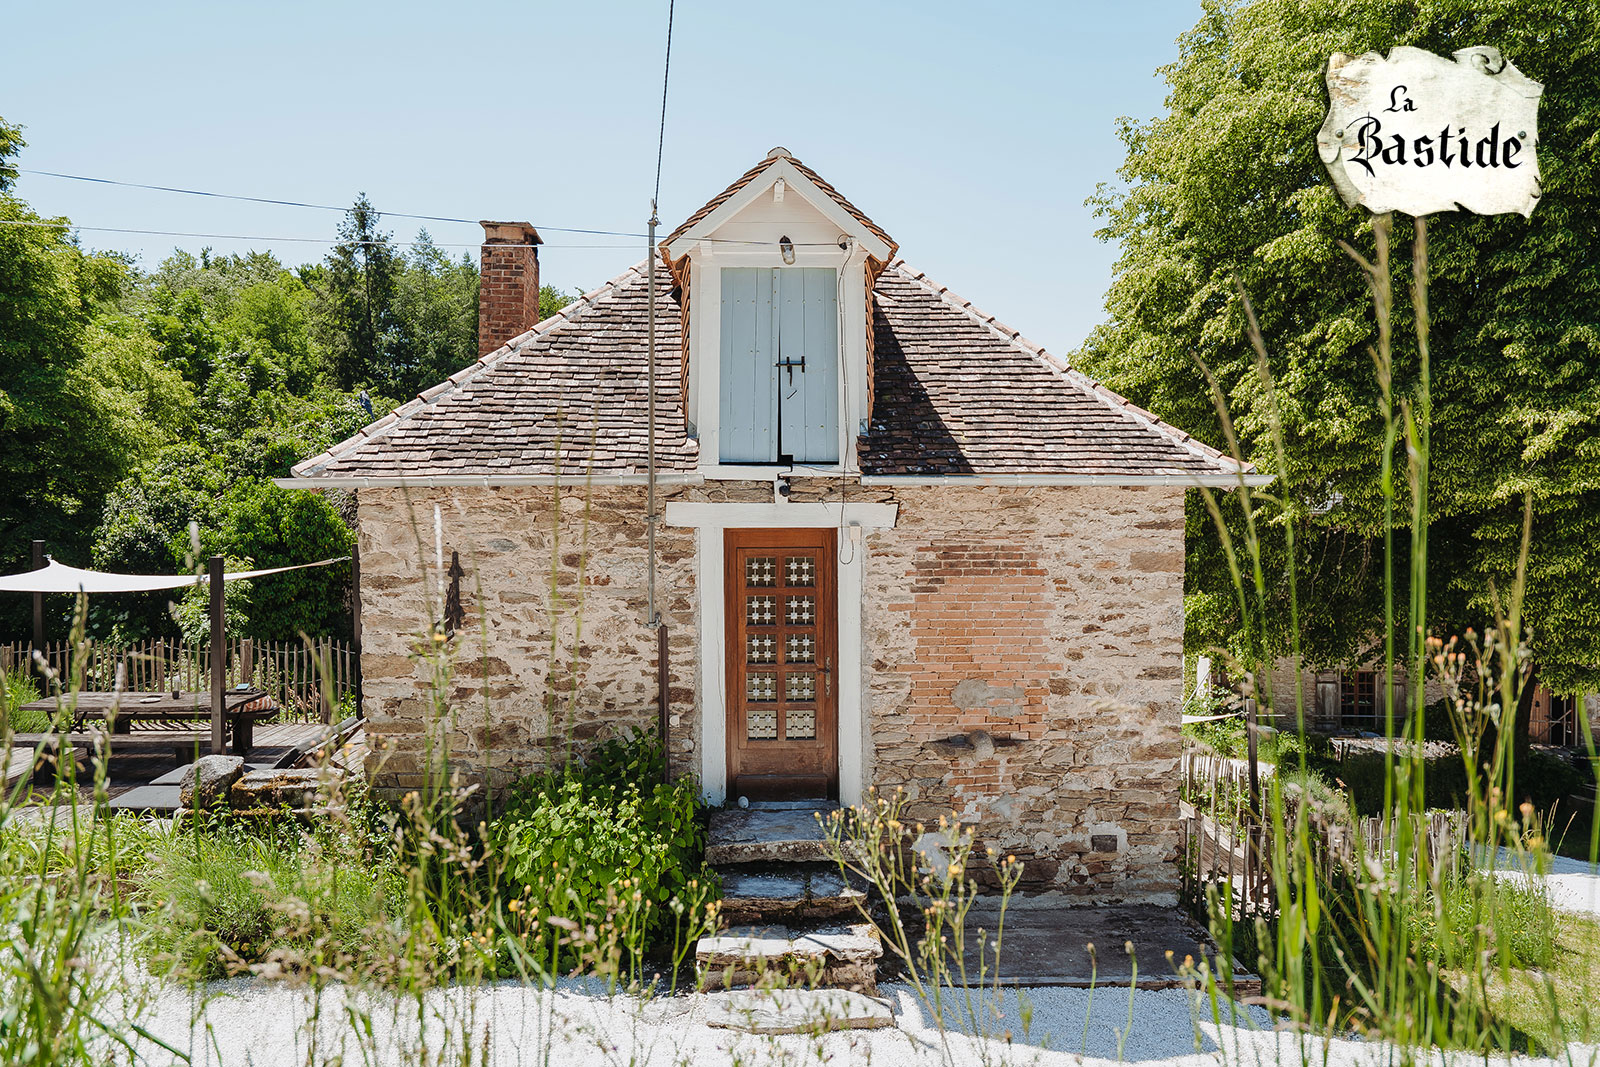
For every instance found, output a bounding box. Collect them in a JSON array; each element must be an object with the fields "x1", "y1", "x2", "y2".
[
  {"x1": 658, "y1": 147, "x2": 899, "y2": 475},
  {"x1": 719, "y1": 267, "x2": 839, "y2": 463}
]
